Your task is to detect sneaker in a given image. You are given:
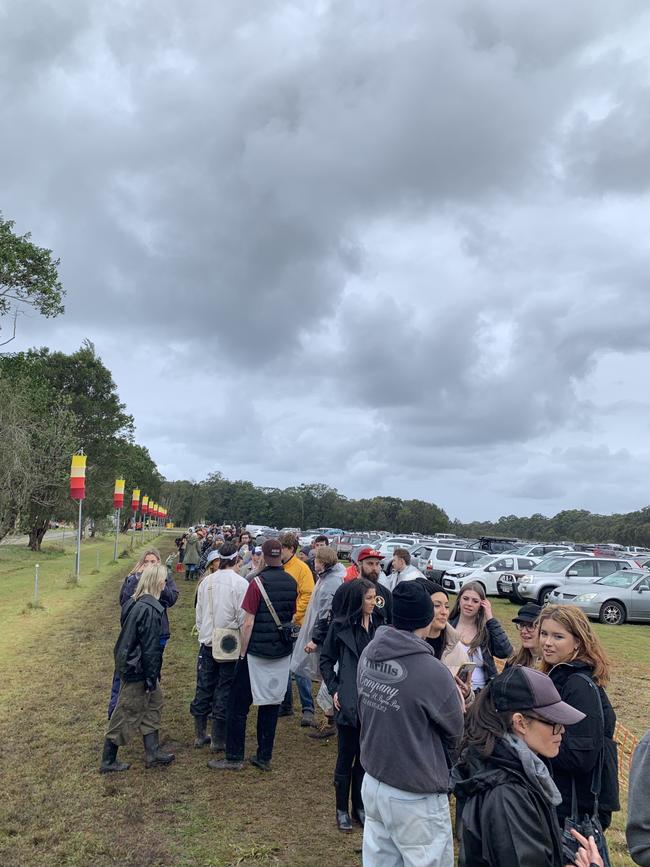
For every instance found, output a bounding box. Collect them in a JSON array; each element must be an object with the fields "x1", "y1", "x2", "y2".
[
  {"x1": 278, "y1": 707, "x2": 294, "y2": 717},
  {"x1": 300, "y1": 710, "x2": 316, "y2": 727},
  {"x1": 207, "y1": 758, "x2": 244, "y2": 771},
  {"x1": 249, "y1": 755, "x2": 272, "y2": 771}
]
